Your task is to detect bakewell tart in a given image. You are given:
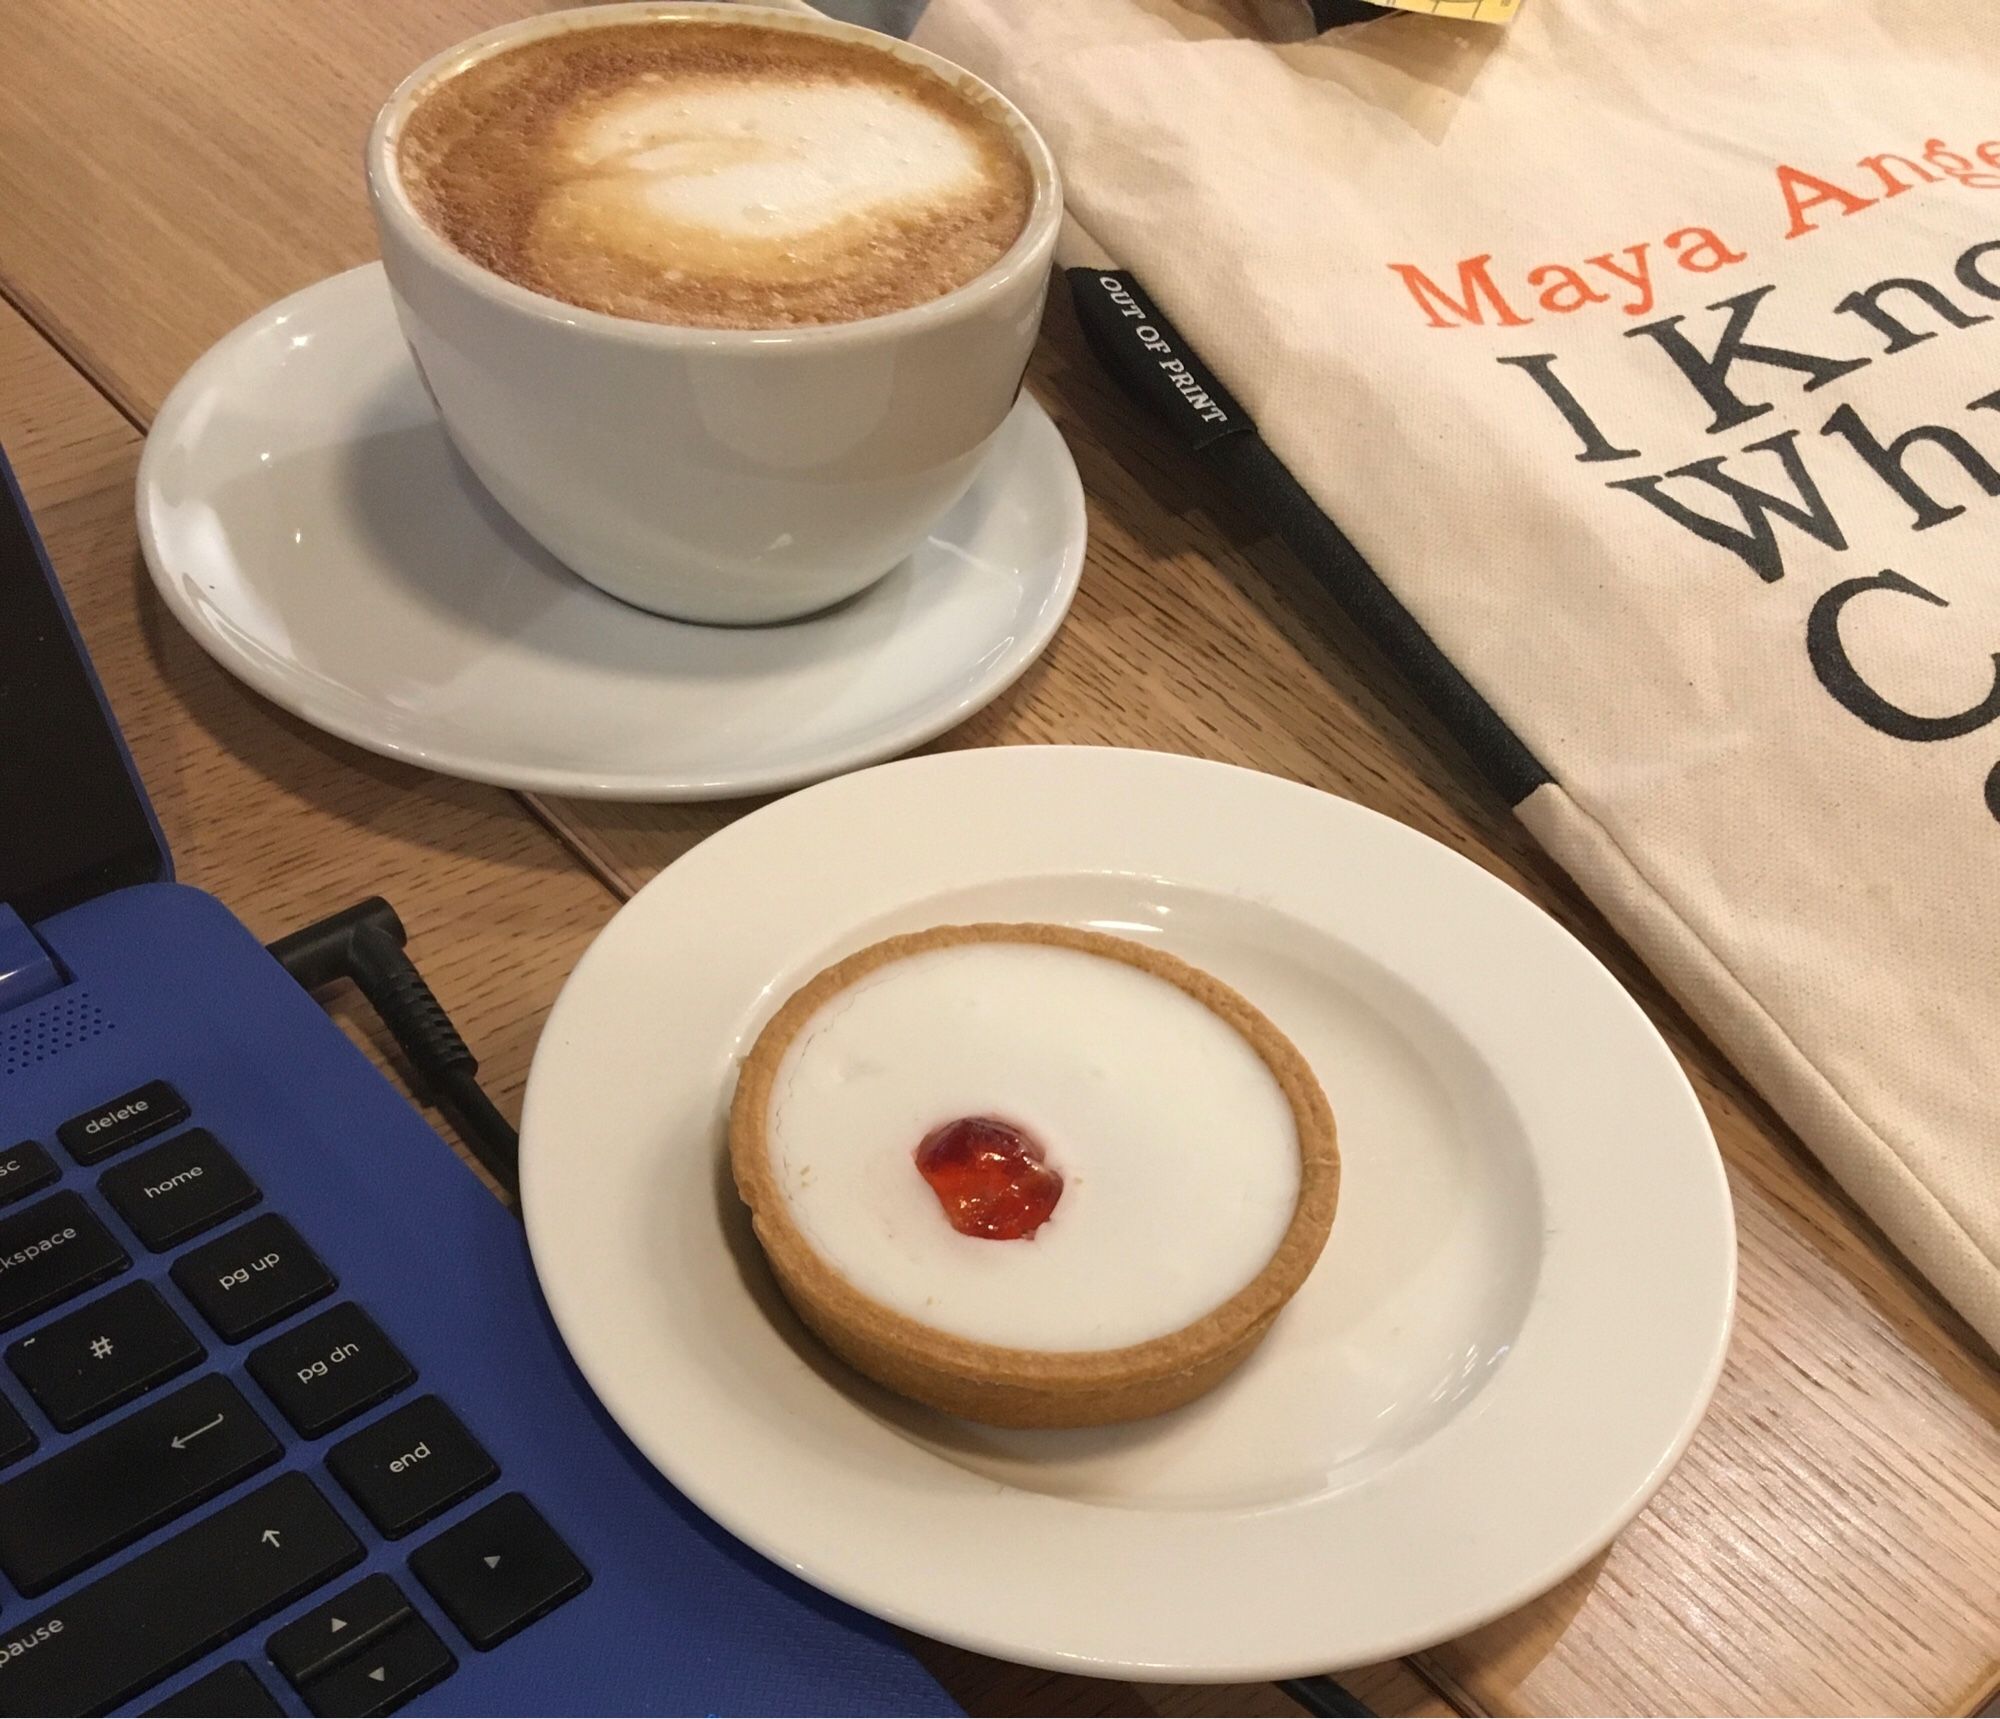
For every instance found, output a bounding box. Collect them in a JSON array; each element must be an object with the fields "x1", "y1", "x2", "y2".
[{"x1": 729, "y1": 923, "x2": 1339, "y2": 1428}]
